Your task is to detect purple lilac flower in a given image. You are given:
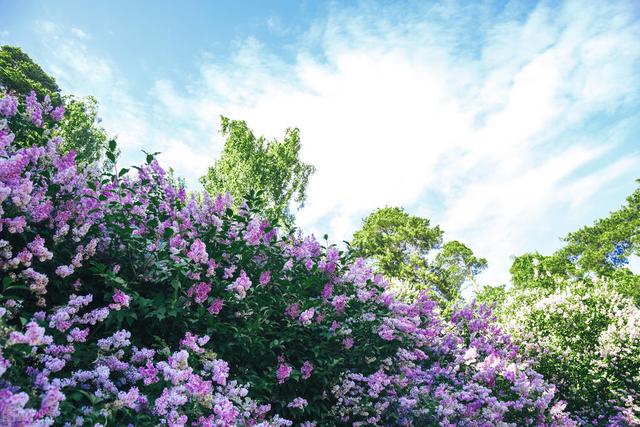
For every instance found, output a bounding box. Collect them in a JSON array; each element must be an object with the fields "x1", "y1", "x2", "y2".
[
  {"x1": 276, "y1": 363, "x2": 292, "y2": 384},
  {"x1": 180, "y1": 332, "x2": 210, "y2": 353},
  {"x1": 55, "y1": 265, "x2": 74, "y2": 278},
  {"x1": 8, "y1": 321, "x2": 51, "y2": 346},
  {"x1": 287, "y1": 397, "x2": 308, "y2": 409},
  {"x1": 50, "y1": 105, "x2": 65, "y2": 121},
  {"x1": 207, "y1": 298, "x2": 224, "y2": 315},
  {"x1": 343, "y1": 337, "x2": 354, "y2": 349},
  {"x1": 259, "y1": 270, "x2": 271, "y2": 285},
  {"x1": 188, "y1": 282, "x2": 211, "y2": 304},
  {"x1": 187, "y1": 239, "x2": 208, "y2": 264},
  {"x1": 301, "y1": 361, "x2": 313, "y2": 380},
  {"x1": 331, "y1": 294, "x2": 348, "y2": 313},
  {"x1": 204, "y1": 359, "x2": 229, "y2": 386},
  {"x1": 25, "y1": 91, "x2": 43, "y2": 127},
  {"x1": 299, "y1": 307, "x2": 315, "y2": 325},
  {"x1": 285, "y1": 303, "x2": 300, "y2": 319},
  {"x1": 109, "y1": 289, "x2": 130, "y2": 310},
  {"x1": 0, "y1": 94, "x2": 18, "y2": 116},
  {"x1": 226, "y1": 270, "x2": 251, "y2": 299}
]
